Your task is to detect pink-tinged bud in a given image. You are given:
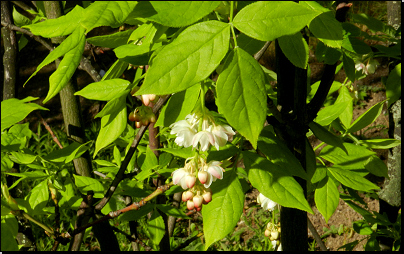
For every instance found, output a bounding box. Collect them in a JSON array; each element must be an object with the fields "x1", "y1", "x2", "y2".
[
  {"x1": 149, "y1": 94, "x2": 156, "y2": 102},
  {"x1": 187, "y1": 200, "x2": 195, "y2": 210},
  {"x1": 193, "y1": 195, "x2": 203, "y2": 208},
  {"x1": 182, "y1": 191, "x2": 194, "y2": 202},
  {"x1": 265, "y1": 229, "x2": 271, "y2": 237},
  {"x1": 185, "y1": 175, "x2": 196, "y2": 189},
  {"x1": 142, "y1": 94, "x2": 151, "y2": 106},
  {"x1": 135, "y1": 121, "x2": 142, "y2": 128},
  {"x1": 196, "y1": 206, "x2": 202, "y2": 211},
  {"x1": 198, "y1": 171, "x2": 208, "y2": 184},
  {"x1": 202, "y1": 191, "x2": 212, "y2": 203}
]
